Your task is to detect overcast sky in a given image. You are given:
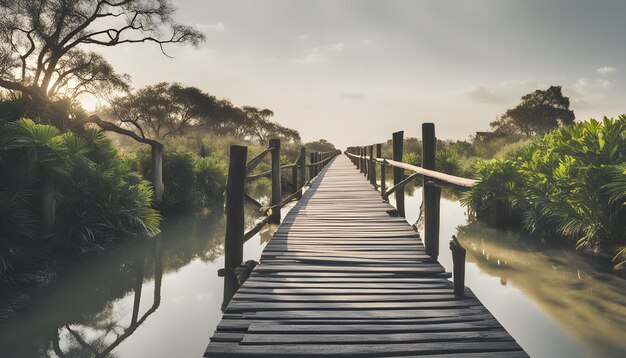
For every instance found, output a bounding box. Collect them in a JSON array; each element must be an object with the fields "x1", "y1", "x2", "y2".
[{"x1": 92, "y1": 0, "x2": 626, "y2": 148}]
